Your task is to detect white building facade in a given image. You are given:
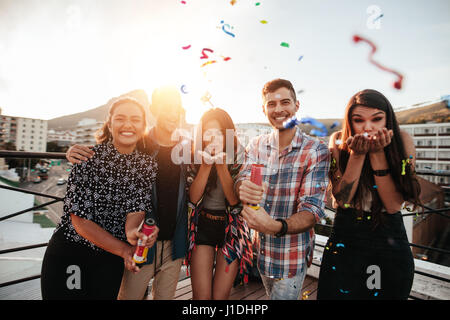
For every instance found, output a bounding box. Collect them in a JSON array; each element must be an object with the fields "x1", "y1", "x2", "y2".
[
  {"x1": 75, "y1": 118, "x2": 103, "y2": 145},
  {"x1": 0, "y1": 115, "x2": 47, "y2": 152},
  {"x1": 47, "y1": 129, "x2": 76, "y2": 147},
  {"x1": 400, "y1": 122, "x2": 450, "y2": 185}
]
